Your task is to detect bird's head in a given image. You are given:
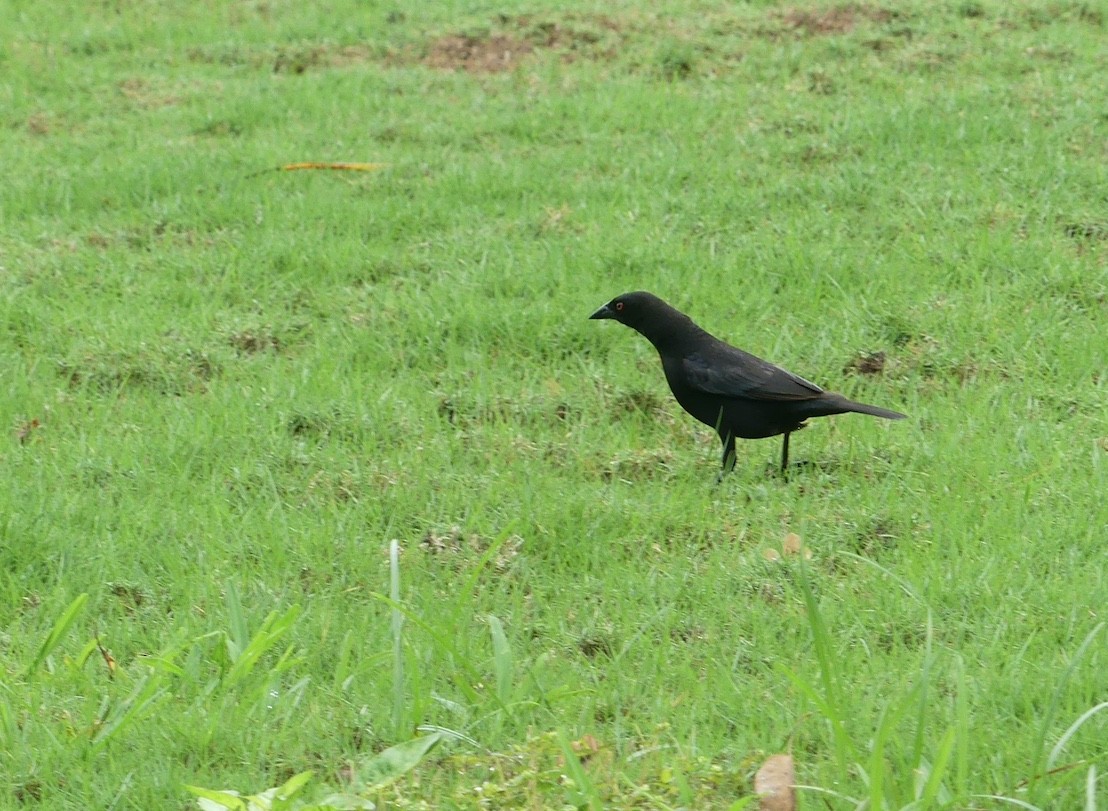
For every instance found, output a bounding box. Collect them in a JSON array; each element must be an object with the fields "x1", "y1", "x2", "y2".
[
  {"x1": 590, "y1": 291, "x2": 701, "y2": 349},
  {"x1": 589, "y1": 291, "x2": 671, "y2": 330}
]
